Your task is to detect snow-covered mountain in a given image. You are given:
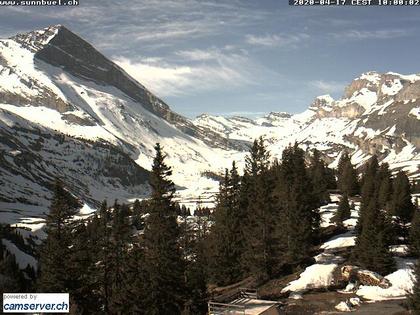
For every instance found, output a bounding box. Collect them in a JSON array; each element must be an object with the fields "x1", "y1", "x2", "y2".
[
  {"x1": 194, "y1": 72, "x2": 420, "y2": 178},
  {"x1": 0, "y1": 25, "x2": 241, "y2": 223},
  {"x1": 0, "y1": 25, "x2": 419, "y2": 224}
]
